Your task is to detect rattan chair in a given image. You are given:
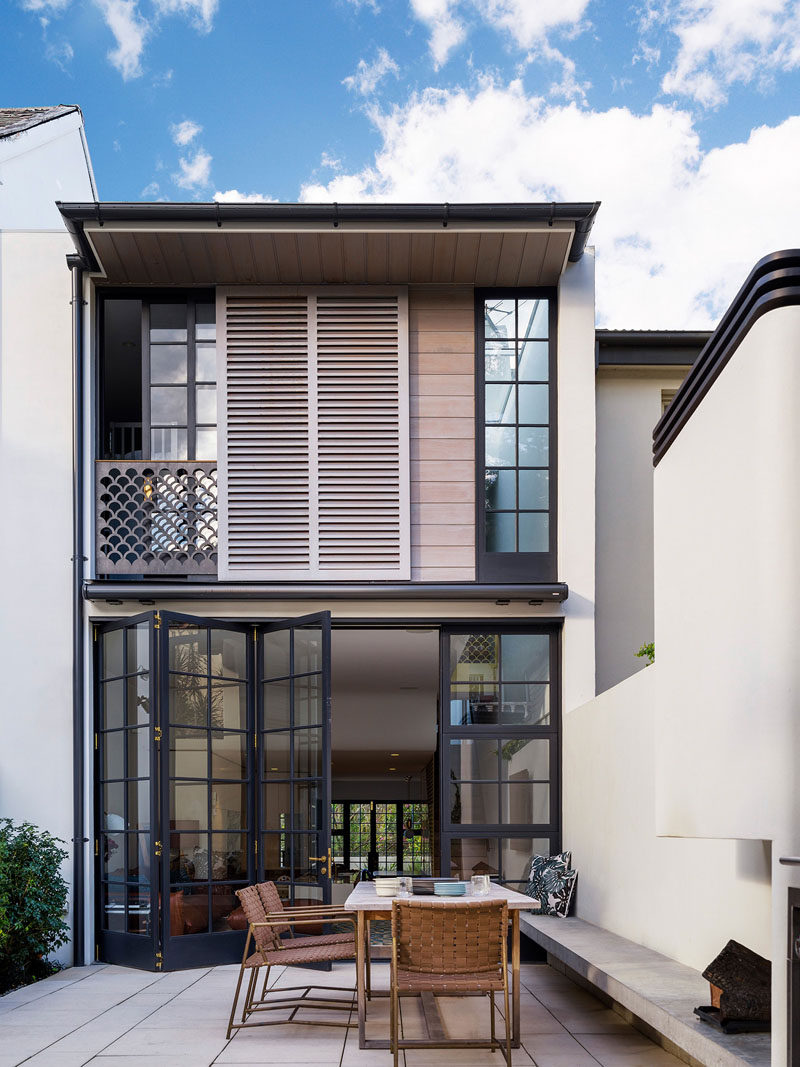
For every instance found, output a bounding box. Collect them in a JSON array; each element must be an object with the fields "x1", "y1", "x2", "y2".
[
  {"x1": 225, "y1": 881, "x2": 358, "y2": 1038},
  {"x1": 390, "y1": 899, "x2": 511, "y2": 1067}
]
